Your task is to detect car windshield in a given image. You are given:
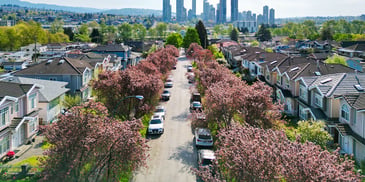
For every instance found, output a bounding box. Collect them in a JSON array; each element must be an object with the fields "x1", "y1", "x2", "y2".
[
  {"x1": 155, "y1": 108, "x2": 164, "y2": 112},
  {"x1": 193, "y1": 103, "x2": 201, "y2": 107},
  {"x1": 199, "y1": 134, "x2": 211, "y2": 139},
  {"x1": 163, "y1": 91, "x2": 169, "y2": 94},
  {"x1": 202, "y1": 159, "x2": 212, "y2": 166},
  {"x1": 150, "y1": 119, "x2": 162, "y2": 124}
]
